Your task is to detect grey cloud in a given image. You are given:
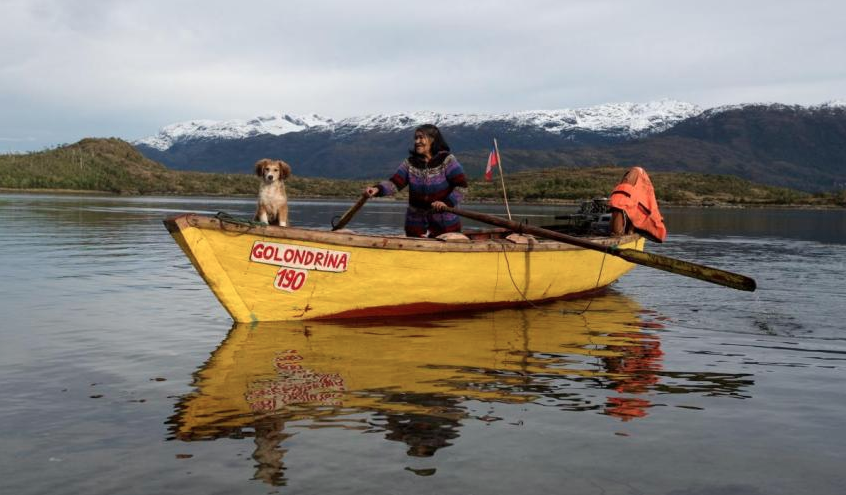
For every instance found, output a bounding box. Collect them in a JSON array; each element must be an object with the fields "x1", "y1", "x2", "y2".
[{"x1": 1, "y1": 0, "x2": 844, "y2": 152}]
